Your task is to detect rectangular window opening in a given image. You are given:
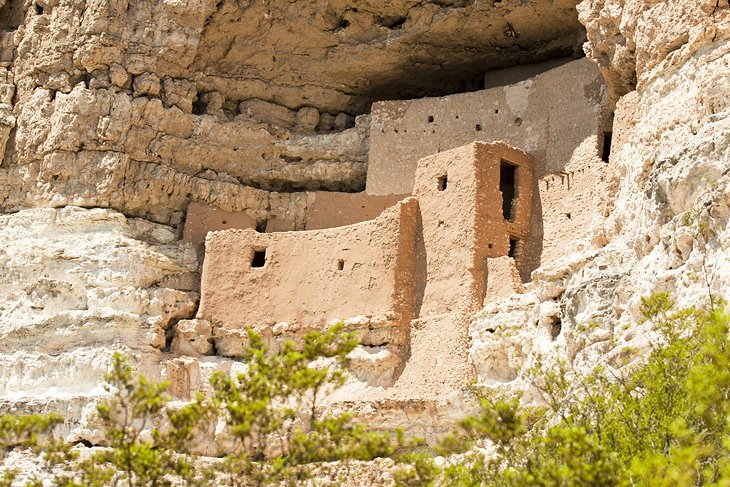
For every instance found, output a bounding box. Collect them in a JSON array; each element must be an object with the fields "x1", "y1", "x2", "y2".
[
  {"x1": 500, "y1": 160, "x2": 517, "y2": 221},
  {"x1": 337, "y1": 259, "x2": 345, "y2": 271},
  {"x1": 437, "y1": 175, "x2": 448, "y2": 191},
  {"x1": 601, "y1": 132, "x2": 612, "y2": 163},
  {"x1": 508, "y1": 238, "x2": 518, "y2": 259},
  {"x1": 251, "y1": 249, "x2": 267, "y2": 268}
]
